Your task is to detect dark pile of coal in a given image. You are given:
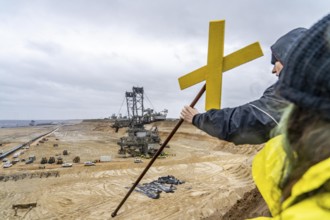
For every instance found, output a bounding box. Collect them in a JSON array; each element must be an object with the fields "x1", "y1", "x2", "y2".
[{"x1": 135, "y1": 175, "x2": 185, "y2": 199}]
